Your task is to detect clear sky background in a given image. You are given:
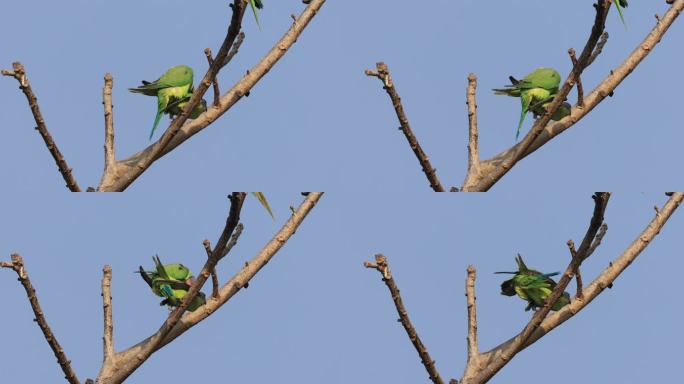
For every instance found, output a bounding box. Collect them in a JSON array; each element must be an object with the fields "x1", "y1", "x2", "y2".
[
  {"x1": 1, "y1": 1, "x2": 683, "y2": 383},
  {"x1": 1, "y1": 192, "x2": 682, "y2": 383},
  {"x1": 0, "y1": 1, "x2": 682, "y2": 192}
]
